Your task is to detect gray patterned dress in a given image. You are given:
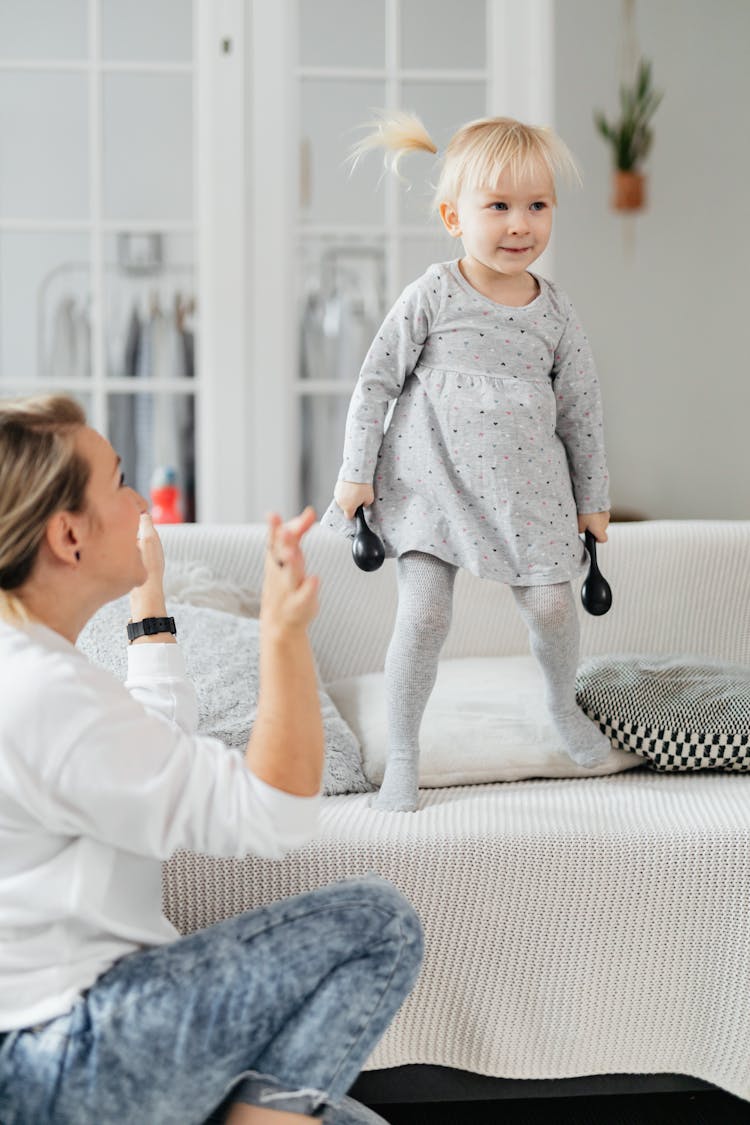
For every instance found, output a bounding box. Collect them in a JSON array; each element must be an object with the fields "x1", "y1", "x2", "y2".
[{"x1": 322, "y1": 260, "x2": 610, "y2": 586}]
